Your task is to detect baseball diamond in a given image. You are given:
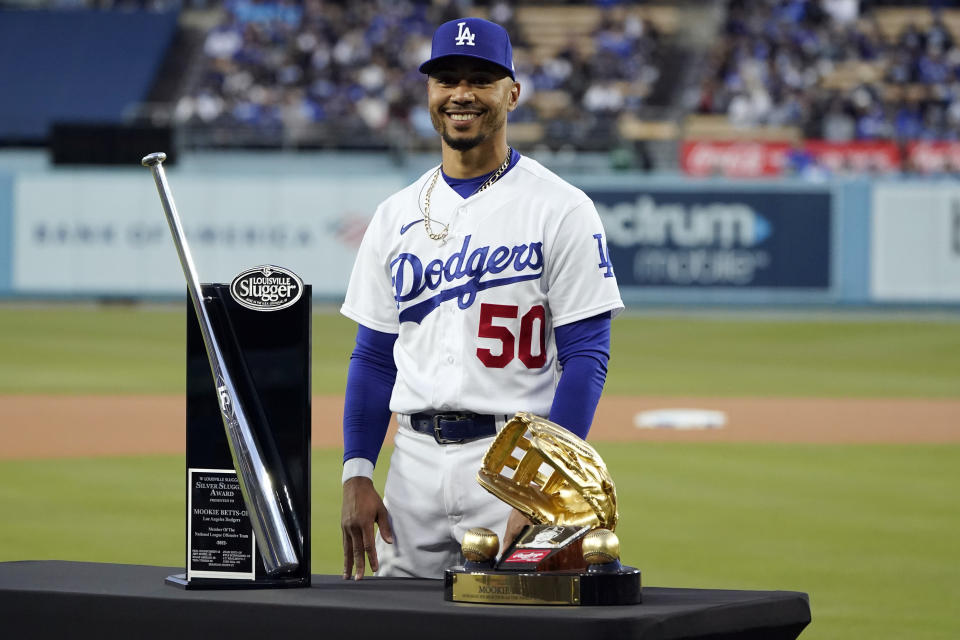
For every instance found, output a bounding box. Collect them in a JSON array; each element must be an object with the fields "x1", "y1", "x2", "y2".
[
  {"x1": 3, "y1": 1, "x2": 960, "y2": 638},
  {"x1": 0, "y1": 307, "x2": 958, "y2": 640}
]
